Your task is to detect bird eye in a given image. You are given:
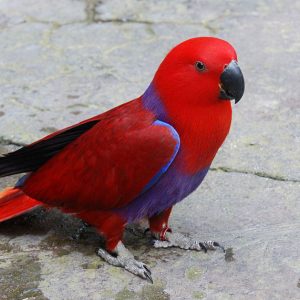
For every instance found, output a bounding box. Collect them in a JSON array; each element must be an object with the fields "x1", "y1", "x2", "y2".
[{"x1": 195, "y1": 61, "x2": 206, "y2": 72}]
